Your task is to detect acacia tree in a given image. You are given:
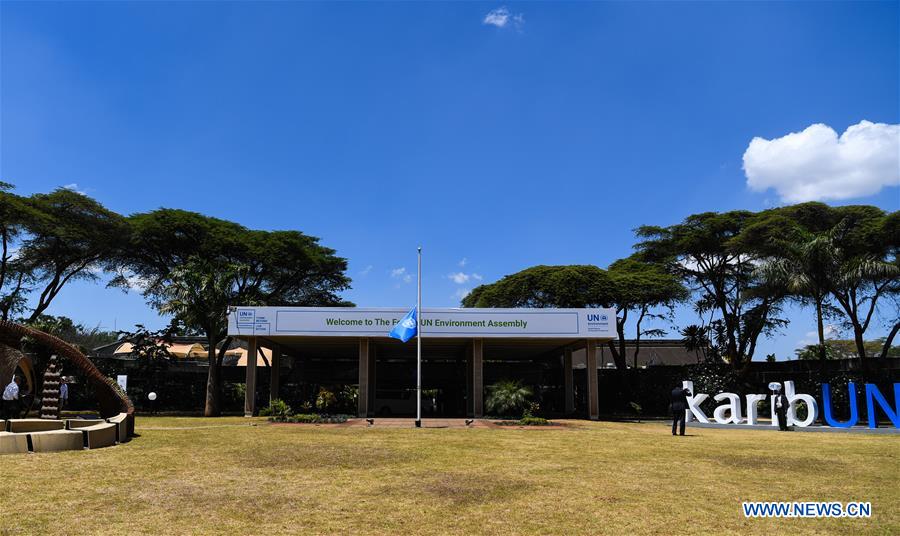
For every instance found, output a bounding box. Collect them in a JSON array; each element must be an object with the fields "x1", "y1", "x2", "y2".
[
  {"x1": 0, "y1": 187, "x2": 126, "y2": 322},
  {"x1": 462, "y1": 265, "x2": 613, "y2": 310},
  {"x1": 606, "y1": 257, "x2": 687, "y2": 369},
  {"x1": 636, "y1": 211, "x2": 787, "y2": 370},
  {"x1": 462, "y1": 263, "x2": 684, "y2": 370},
  {"x1": 463, "y1": 264, "x2": 617, "y2": 362},
  {"x1": 753, "y1": 228, "x2": 843, "y2": 362},
  {"x1": 739, "y1": 203, "x2": 899, "y2": 360},
  {"x1": 0, "y1": 183, "x2": 33, "y2": 320},
  {"x1": 115, "y1": 209, "x2": 352, "y2": 416}
]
